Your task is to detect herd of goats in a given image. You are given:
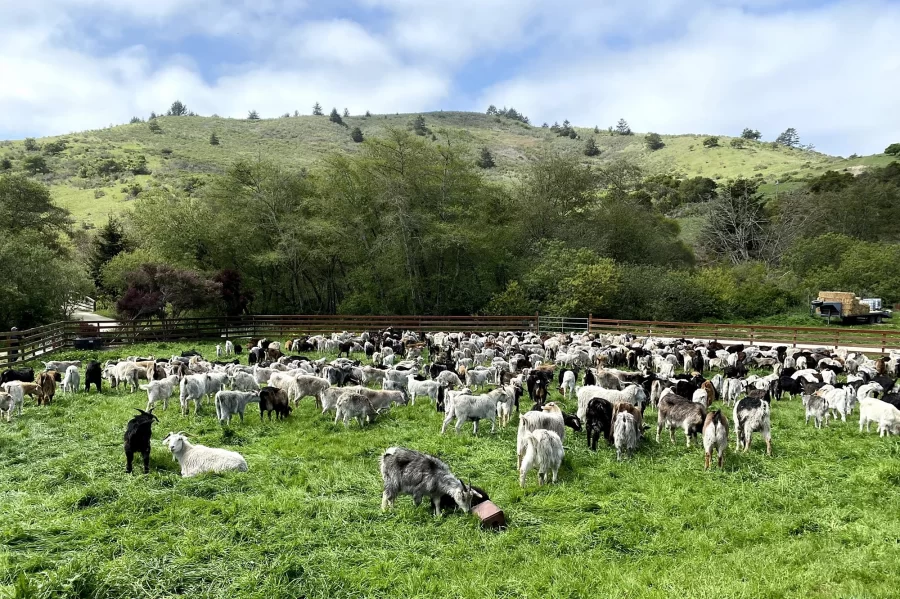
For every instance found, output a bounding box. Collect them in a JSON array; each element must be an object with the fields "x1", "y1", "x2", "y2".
[{"x1": 2, "y1": 328, "x2": 900, "y2": 518}]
